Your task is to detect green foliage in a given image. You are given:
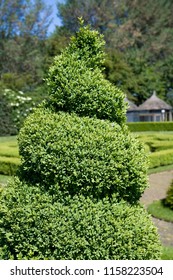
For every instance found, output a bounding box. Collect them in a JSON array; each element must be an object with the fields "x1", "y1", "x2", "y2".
[
  {"x1": 0, "y1": 24, "x2": 161, "y2": 260},
  {"x1": 0, "y1": 179, "x2": 161, "y2": 260},
  {"x1": 104, "y1": 50, "x2": 138, "y2": 97},
  {"x1": 128, "y1": 122, "x2": 173, "y2": 132},
  {"x1": 164, "y1": 180, "x2": 173, "y2": 210},
  {"x1": 2, "y1": 88, "x2": 34, "y2": 131},
  {"x1": 0, "y1": 157, "x2": 20, "y2": 176},
  {"x1": 18, "y1": 107, "x2": 148, "y2": 203},
  {"x1": 56, "y1": 0, "x2": 173, "y2": 103},
  {"x1": 0, "y1": 97, "x2": 16, "y2": 136},
  {"x1": 161, "y1": 247, "x2": 173, "y2": 260},
  {"x1": 132, "y1": 132, "x2": 173, "y2": 170},
  {"x1": 46, "y1": 23, "x2": 127, "y2": 125},
  {"x1": 0, "y1": 136, "x2": 20, "y2": 176},
  {"x1": 0, "y1": 1, "x2": 52, "y2": 95},
  {"x1": 69, "y1": 20, "x2": 105, "y2": 69},
  {"x1": 149, "y1": 149, "x2": 173, "y2": 169}
]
